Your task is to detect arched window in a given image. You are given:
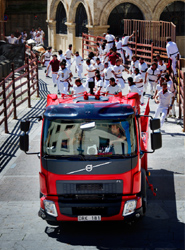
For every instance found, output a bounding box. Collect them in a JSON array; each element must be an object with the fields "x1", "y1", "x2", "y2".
[
  {"x1": 56, "y1": 2, "x2": 67, "y2": 34},
  {"x1": 75, "y1": 3, "x2": 88, "y2": 37},
  {"x1": 160, "y1": 1, "x2": 185, "y2": 36},
  {"x1": 108, "y1": 3, "x2": 144, "y2": 36}
]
